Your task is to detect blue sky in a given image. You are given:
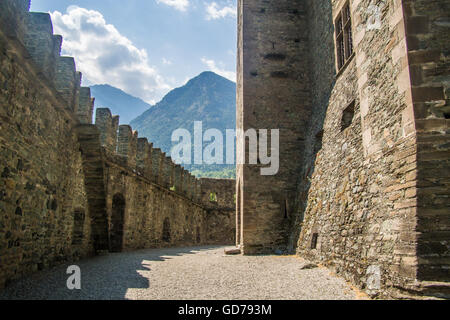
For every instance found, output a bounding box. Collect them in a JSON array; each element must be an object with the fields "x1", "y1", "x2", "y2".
[{"x1": 30, "y1": 0, "x2": 237, "y2": 104}]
